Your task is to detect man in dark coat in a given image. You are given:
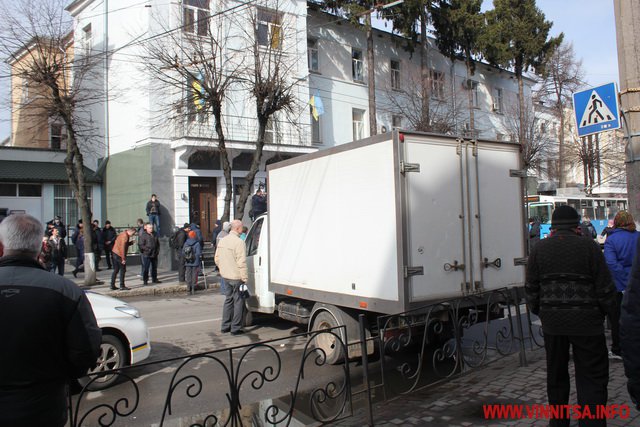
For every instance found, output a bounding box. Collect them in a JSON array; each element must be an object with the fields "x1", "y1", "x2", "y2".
[
  {"x1": 250, "y1": 188, "x2": 267, "y2": 220},
  {"x1": 46, "y1": 215, "x2": 67, "y2": 239},
  {"x1": 528, "y1": 217, "x2": 541, "y2": 252},
  {"x1": 173, "y1": 223, "x2": 190, "y2": 283},
  {"x1": 139, "y1": 222, "x2": 161, "y2": 285},
  {"x1": 526, "y1": 205, "x2": 617, "y2": 427},
  {"x1": 102, "y1": 220, "x2": 117, "y2": 269},
  {"x1": 146, "y1": 194, "x2": 161, "y2": 235},
  {"x1": 0, "y1": 214, "x2": 101, "y2": 427}
]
